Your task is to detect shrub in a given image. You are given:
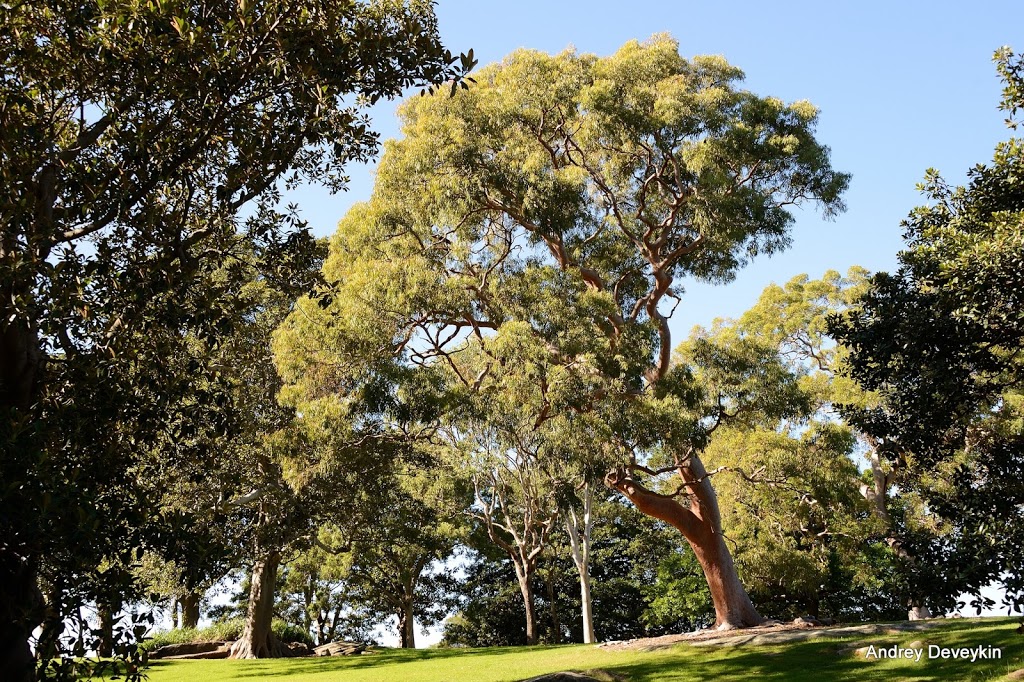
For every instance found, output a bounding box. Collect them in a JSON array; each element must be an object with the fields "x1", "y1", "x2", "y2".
[{"x1": 143, "y1": 618, "x2": 313, "y2": 651}]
